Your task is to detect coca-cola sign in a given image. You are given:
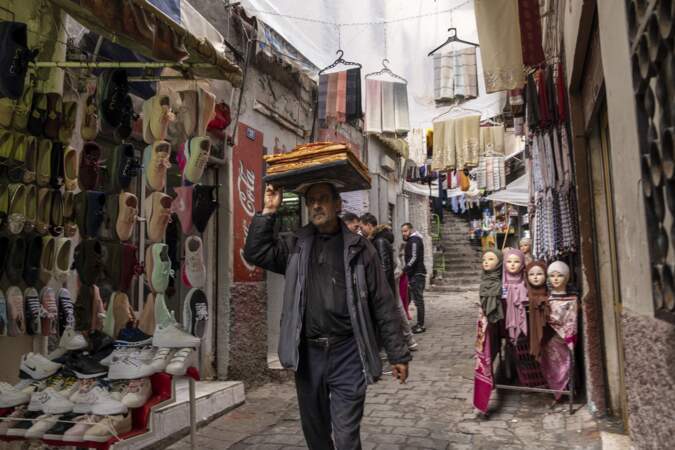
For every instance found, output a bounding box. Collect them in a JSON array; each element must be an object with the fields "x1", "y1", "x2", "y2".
[{"x1": 233, "y1": 123, "x2": 264, "y2": 282}]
